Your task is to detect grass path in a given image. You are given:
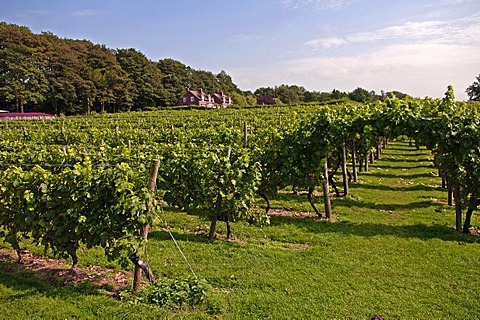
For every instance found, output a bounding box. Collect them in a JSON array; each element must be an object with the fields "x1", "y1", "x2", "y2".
[{"x1": 1, "y1": 140, "x2": 479, "y2": 319}]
